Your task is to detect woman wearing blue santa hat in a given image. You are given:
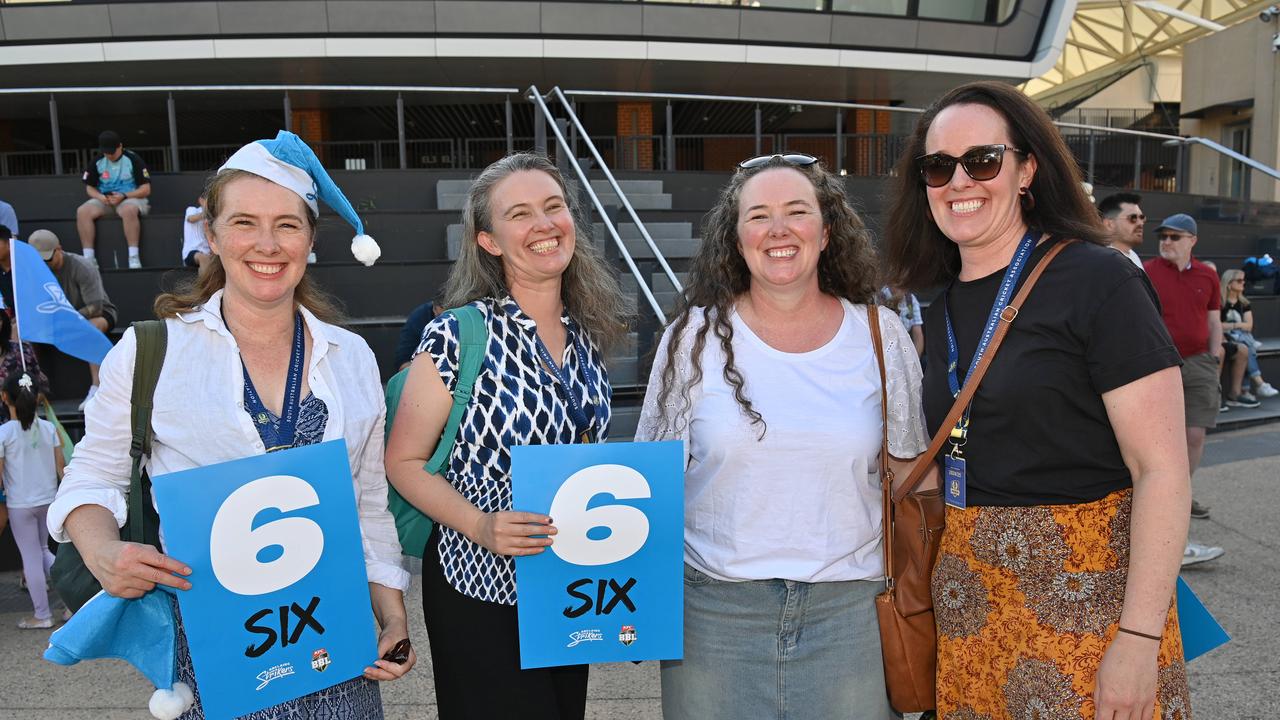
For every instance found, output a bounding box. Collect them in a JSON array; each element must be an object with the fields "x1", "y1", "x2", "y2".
[{"x1": 48, "y1": 131, "x2": 413, "y2": 719}]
